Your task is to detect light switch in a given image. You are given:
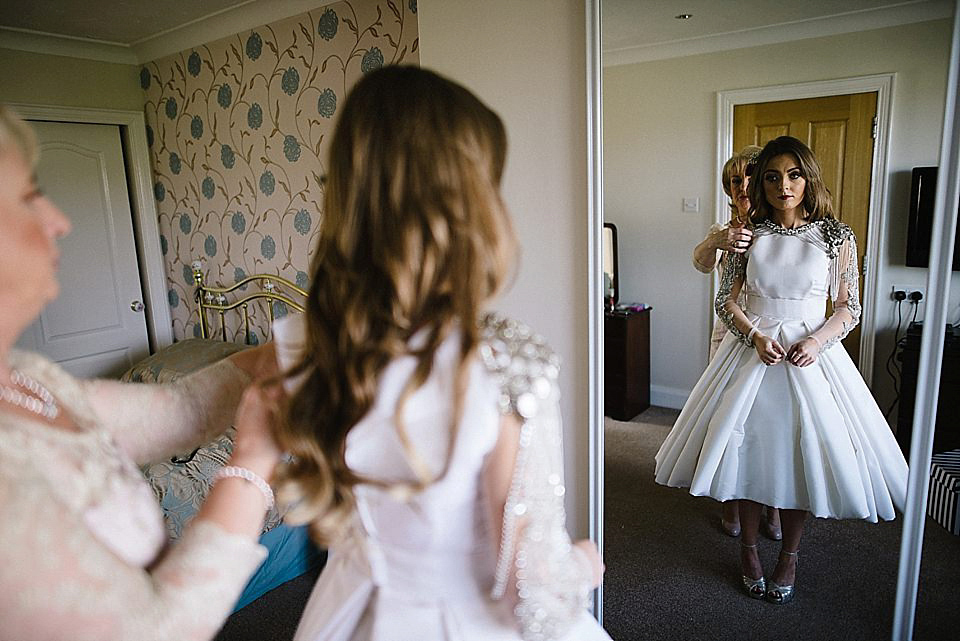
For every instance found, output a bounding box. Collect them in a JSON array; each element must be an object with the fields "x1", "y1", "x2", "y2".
[{"x1": 682, "y1": 197, "x2": 700, "y2": 213}]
